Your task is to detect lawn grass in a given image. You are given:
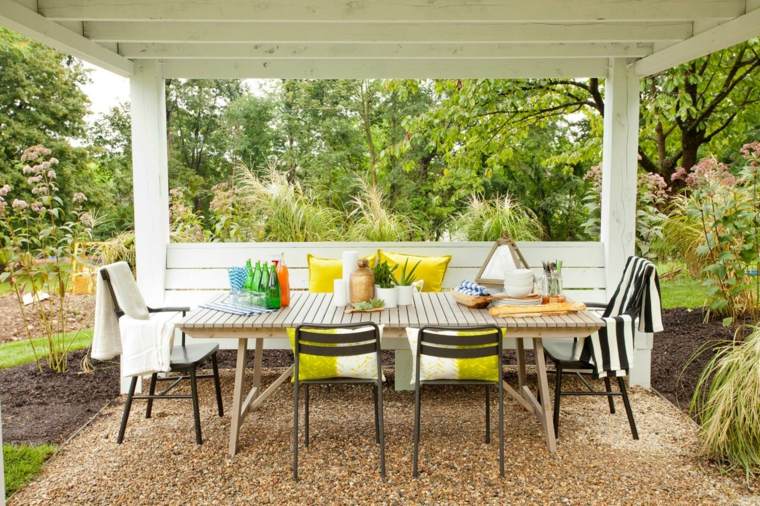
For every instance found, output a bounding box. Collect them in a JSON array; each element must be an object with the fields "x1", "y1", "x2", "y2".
[
  {"x1": 0, "y1": 329, "x2": 92, "y2": 370},
  {"x1": 3, "y1": 443, "x2": 57, "y2": 499}
]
